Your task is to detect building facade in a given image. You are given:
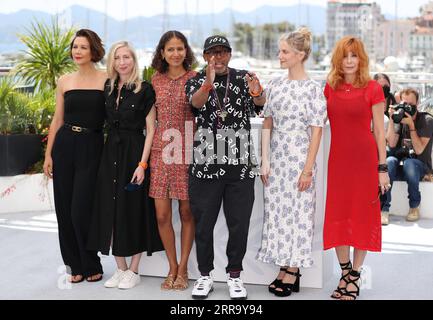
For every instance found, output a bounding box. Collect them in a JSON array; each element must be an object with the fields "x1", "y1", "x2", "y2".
[
  {"x1": 410, "y1": 27, "x2": 433, "y2": 68},
  {"x1": 327, "y1": 0, "x2": 384, "y2": 61},
  {"x1": 376, "y1": 20, "x2": 415, "y2": 61}
]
